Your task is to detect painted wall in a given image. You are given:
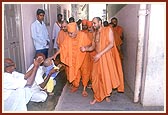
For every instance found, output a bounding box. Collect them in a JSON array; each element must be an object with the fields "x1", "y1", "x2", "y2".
[
  {"x1": 21, "y1": 4, "x2": 43, "y2": 70},
  {"x1": 140, "y1": 3, "x2": 165, "y2": 106},
  {"x1": 107, "y1": 4, "x2": 126, "y2": 21},
  {"x1": 114, "y1": 4, "x2": 140, "y2": 93},
  {"x1": 111, "y1": 3, "x2": 165, "y2": 106}
]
